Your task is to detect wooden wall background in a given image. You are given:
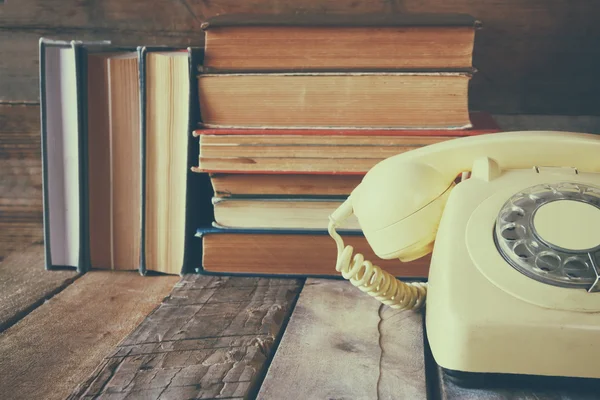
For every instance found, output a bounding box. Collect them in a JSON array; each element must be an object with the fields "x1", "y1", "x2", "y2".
[{"x1": 1, "y1": 0, "x2": 599, "y2": 258}]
